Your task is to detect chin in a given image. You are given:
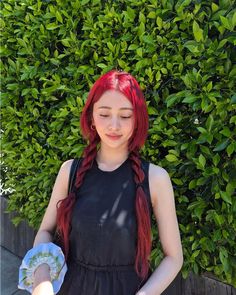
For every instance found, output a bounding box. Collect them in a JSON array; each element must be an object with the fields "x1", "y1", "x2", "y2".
[{"x1": 103, "y1": 140, "x2": 128, "y2": 150}]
